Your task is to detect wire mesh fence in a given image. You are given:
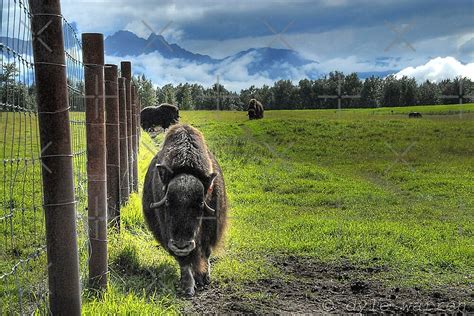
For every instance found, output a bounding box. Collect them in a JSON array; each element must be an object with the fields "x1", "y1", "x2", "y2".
[
  {"x1": 0, "y1": 0, "x2": 48, "y2": 313},
  {"x1": 0, "y1": 1, "x2": 89, "y2": 313}
]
